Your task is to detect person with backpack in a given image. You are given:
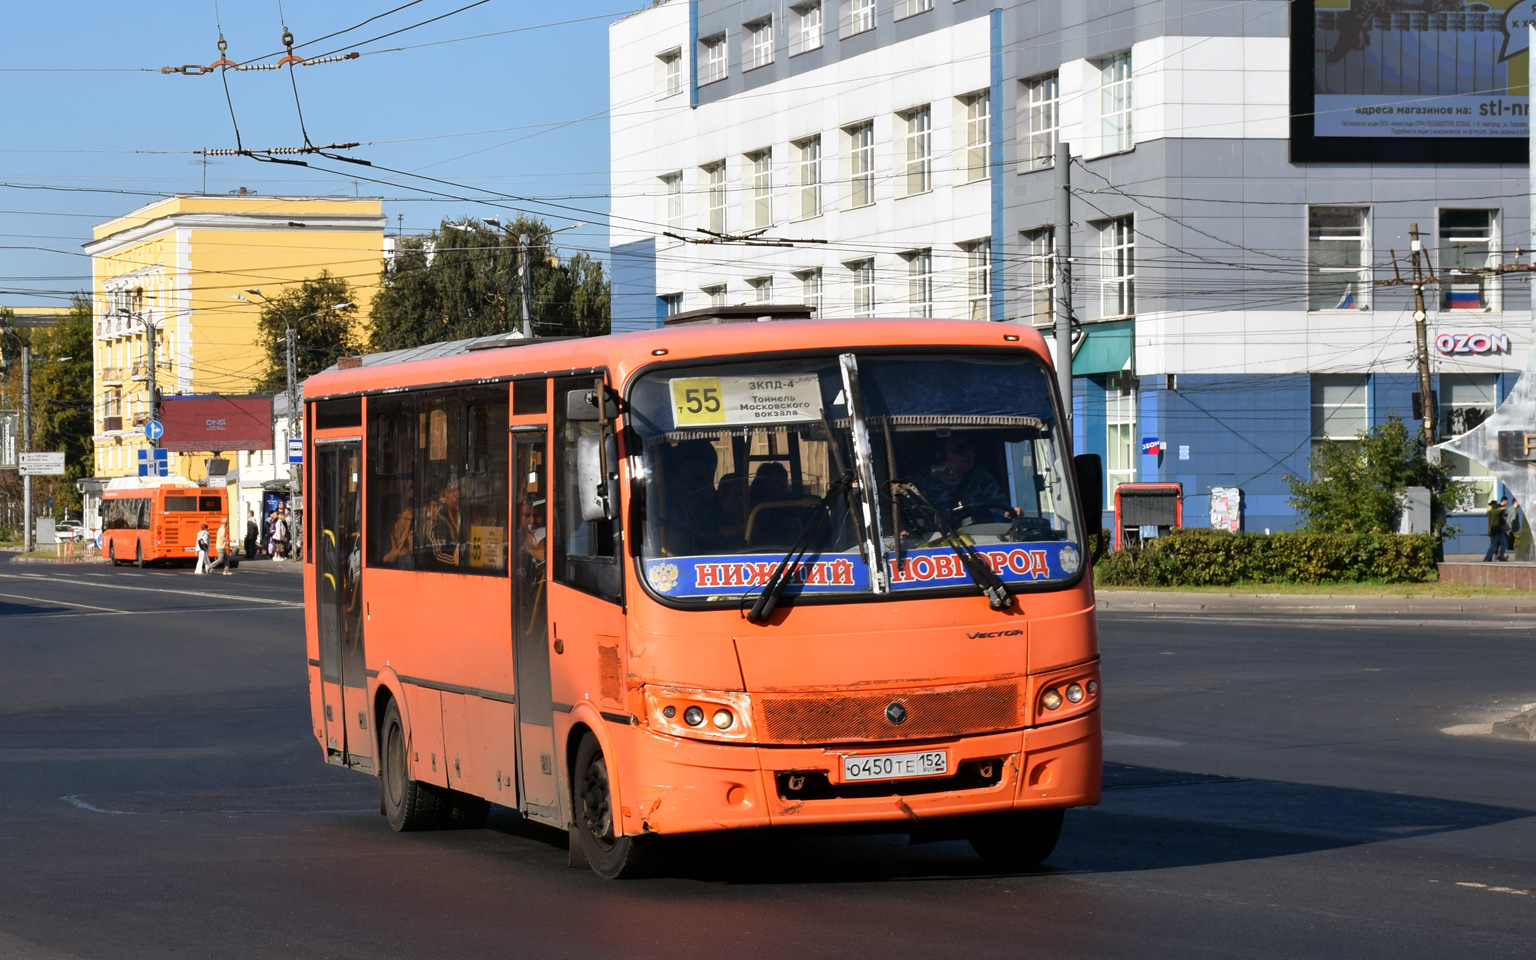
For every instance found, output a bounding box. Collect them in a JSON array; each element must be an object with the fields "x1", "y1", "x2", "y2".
[{"x1": 194, "y1": 523, "x2": 211, "y2": 574}]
